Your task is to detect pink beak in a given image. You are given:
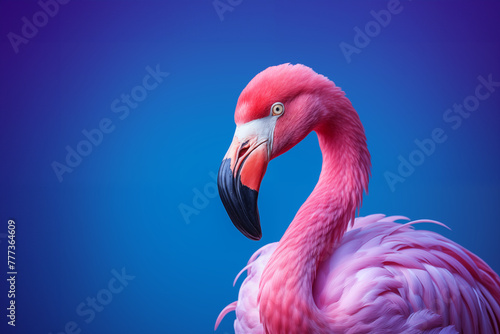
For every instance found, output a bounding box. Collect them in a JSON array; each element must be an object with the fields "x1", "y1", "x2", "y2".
[{"x1": 217, "y1": 135, "x2": 269, "y2": 240}]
